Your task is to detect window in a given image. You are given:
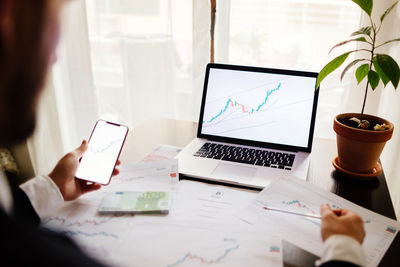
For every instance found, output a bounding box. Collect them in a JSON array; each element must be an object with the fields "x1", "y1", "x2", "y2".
[
  {"x1": 216, "y1": 0, "x2": 361, "y2": 138},
  {"x1": 85, "y1": 0, "x2": 193, "y2": 126}
]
